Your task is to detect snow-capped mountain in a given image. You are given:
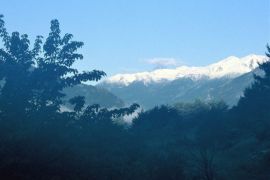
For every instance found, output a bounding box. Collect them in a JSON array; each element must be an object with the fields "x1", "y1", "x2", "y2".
[
  {"x1": 105, "y1": 55, "x2": 267, "y2": 86},
  {"x1": 99, "y1": 54, "x2": 268, "y2": 108}
]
